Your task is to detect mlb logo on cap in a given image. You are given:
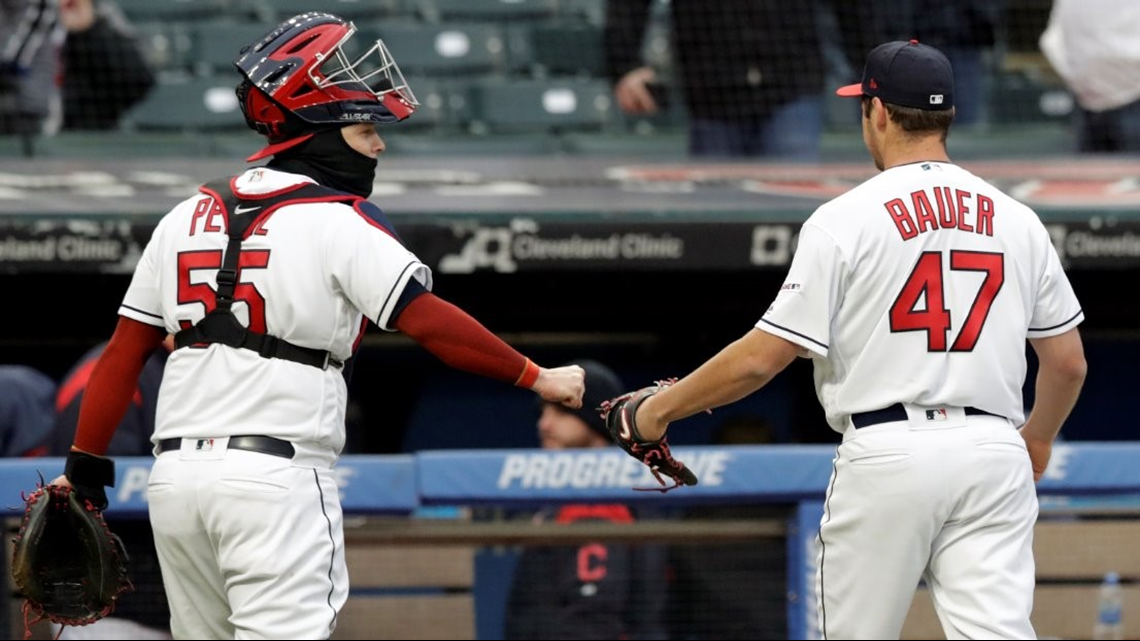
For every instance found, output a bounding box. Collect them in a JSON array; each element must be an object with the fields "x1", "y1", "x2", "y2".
[{"x1": 836, "y1": 40, "x2": 955, "y2": 111}]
